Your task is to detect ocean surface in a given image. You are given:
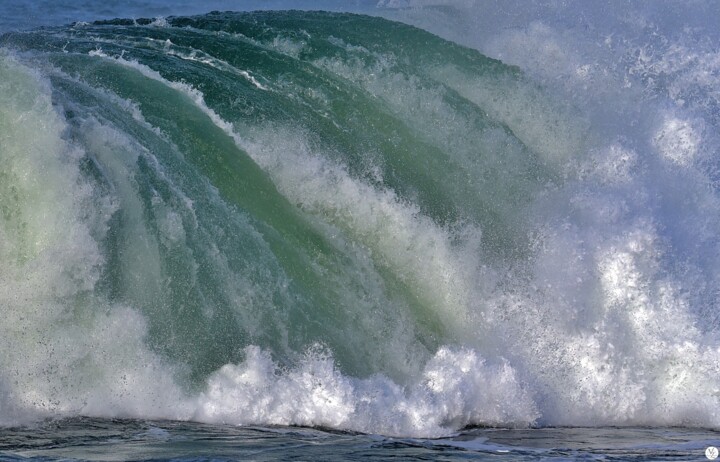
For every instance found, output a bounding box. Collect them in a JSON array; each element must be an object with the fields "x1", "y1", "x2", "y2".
[{"x1": 1, "y1": 1, "x2": 720, "y2": 460}]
